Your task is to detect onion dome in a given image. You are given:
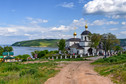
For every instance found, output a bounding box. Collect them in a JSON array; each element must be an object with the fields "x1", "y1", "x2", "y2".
[
  {"x1": 81, "y1": 24, "x2": 91, "y2": 35},
  {"x1": 81, "y1": 31, "x2": 91, "y2": 35},
  {"x1": 85, "y1": 24, "x2": 88, "y2": 29},
  {"x1": 73, "y1": 32, "x2": 77, "y2": 36}
]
